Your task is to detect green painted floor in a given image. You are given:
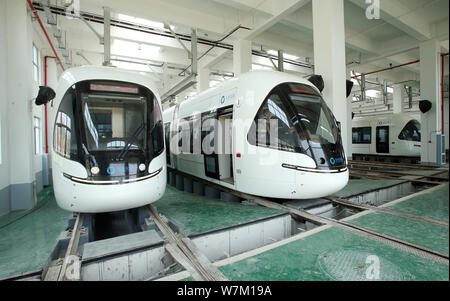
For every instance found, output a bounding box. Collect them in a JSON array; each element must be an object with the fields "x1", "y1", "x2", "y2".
[
  {"x1": 214, "y1": 184, "x2": 449, "y2": 281},
  {"x1": 218, "y1": 227, "x2": 449, "y2": 281},
  {"x1": 388, "y1": 185, "x2": 449, "y2": 223},
  {"x1": 348, "y1": 212, "x2": 449, "y2": 255},
  {"x1": 0, "y1": 188, "x2": 72, "y2": 279},
  {"x1": 333, "y1": 179, "x2": 403, "y2": 198},
  {"x1": 154, "y1": 186, "x2": 285, "y2": 236}
]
